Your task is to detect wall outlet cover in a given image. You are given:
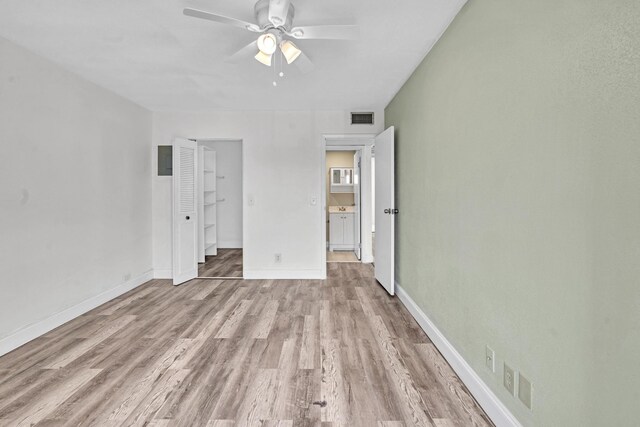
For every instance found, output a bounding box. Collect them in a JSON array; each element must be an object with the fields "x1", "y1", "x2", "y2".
[
  {"x1": 503, "y1": 363, "x2": 515, "y2": 396},
  {"x1": 518, "y1": 372, "x2": 533, "y2": 410},
  {"x1": 485, "y1": 346, "x2": 495, "y2": 372}
]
